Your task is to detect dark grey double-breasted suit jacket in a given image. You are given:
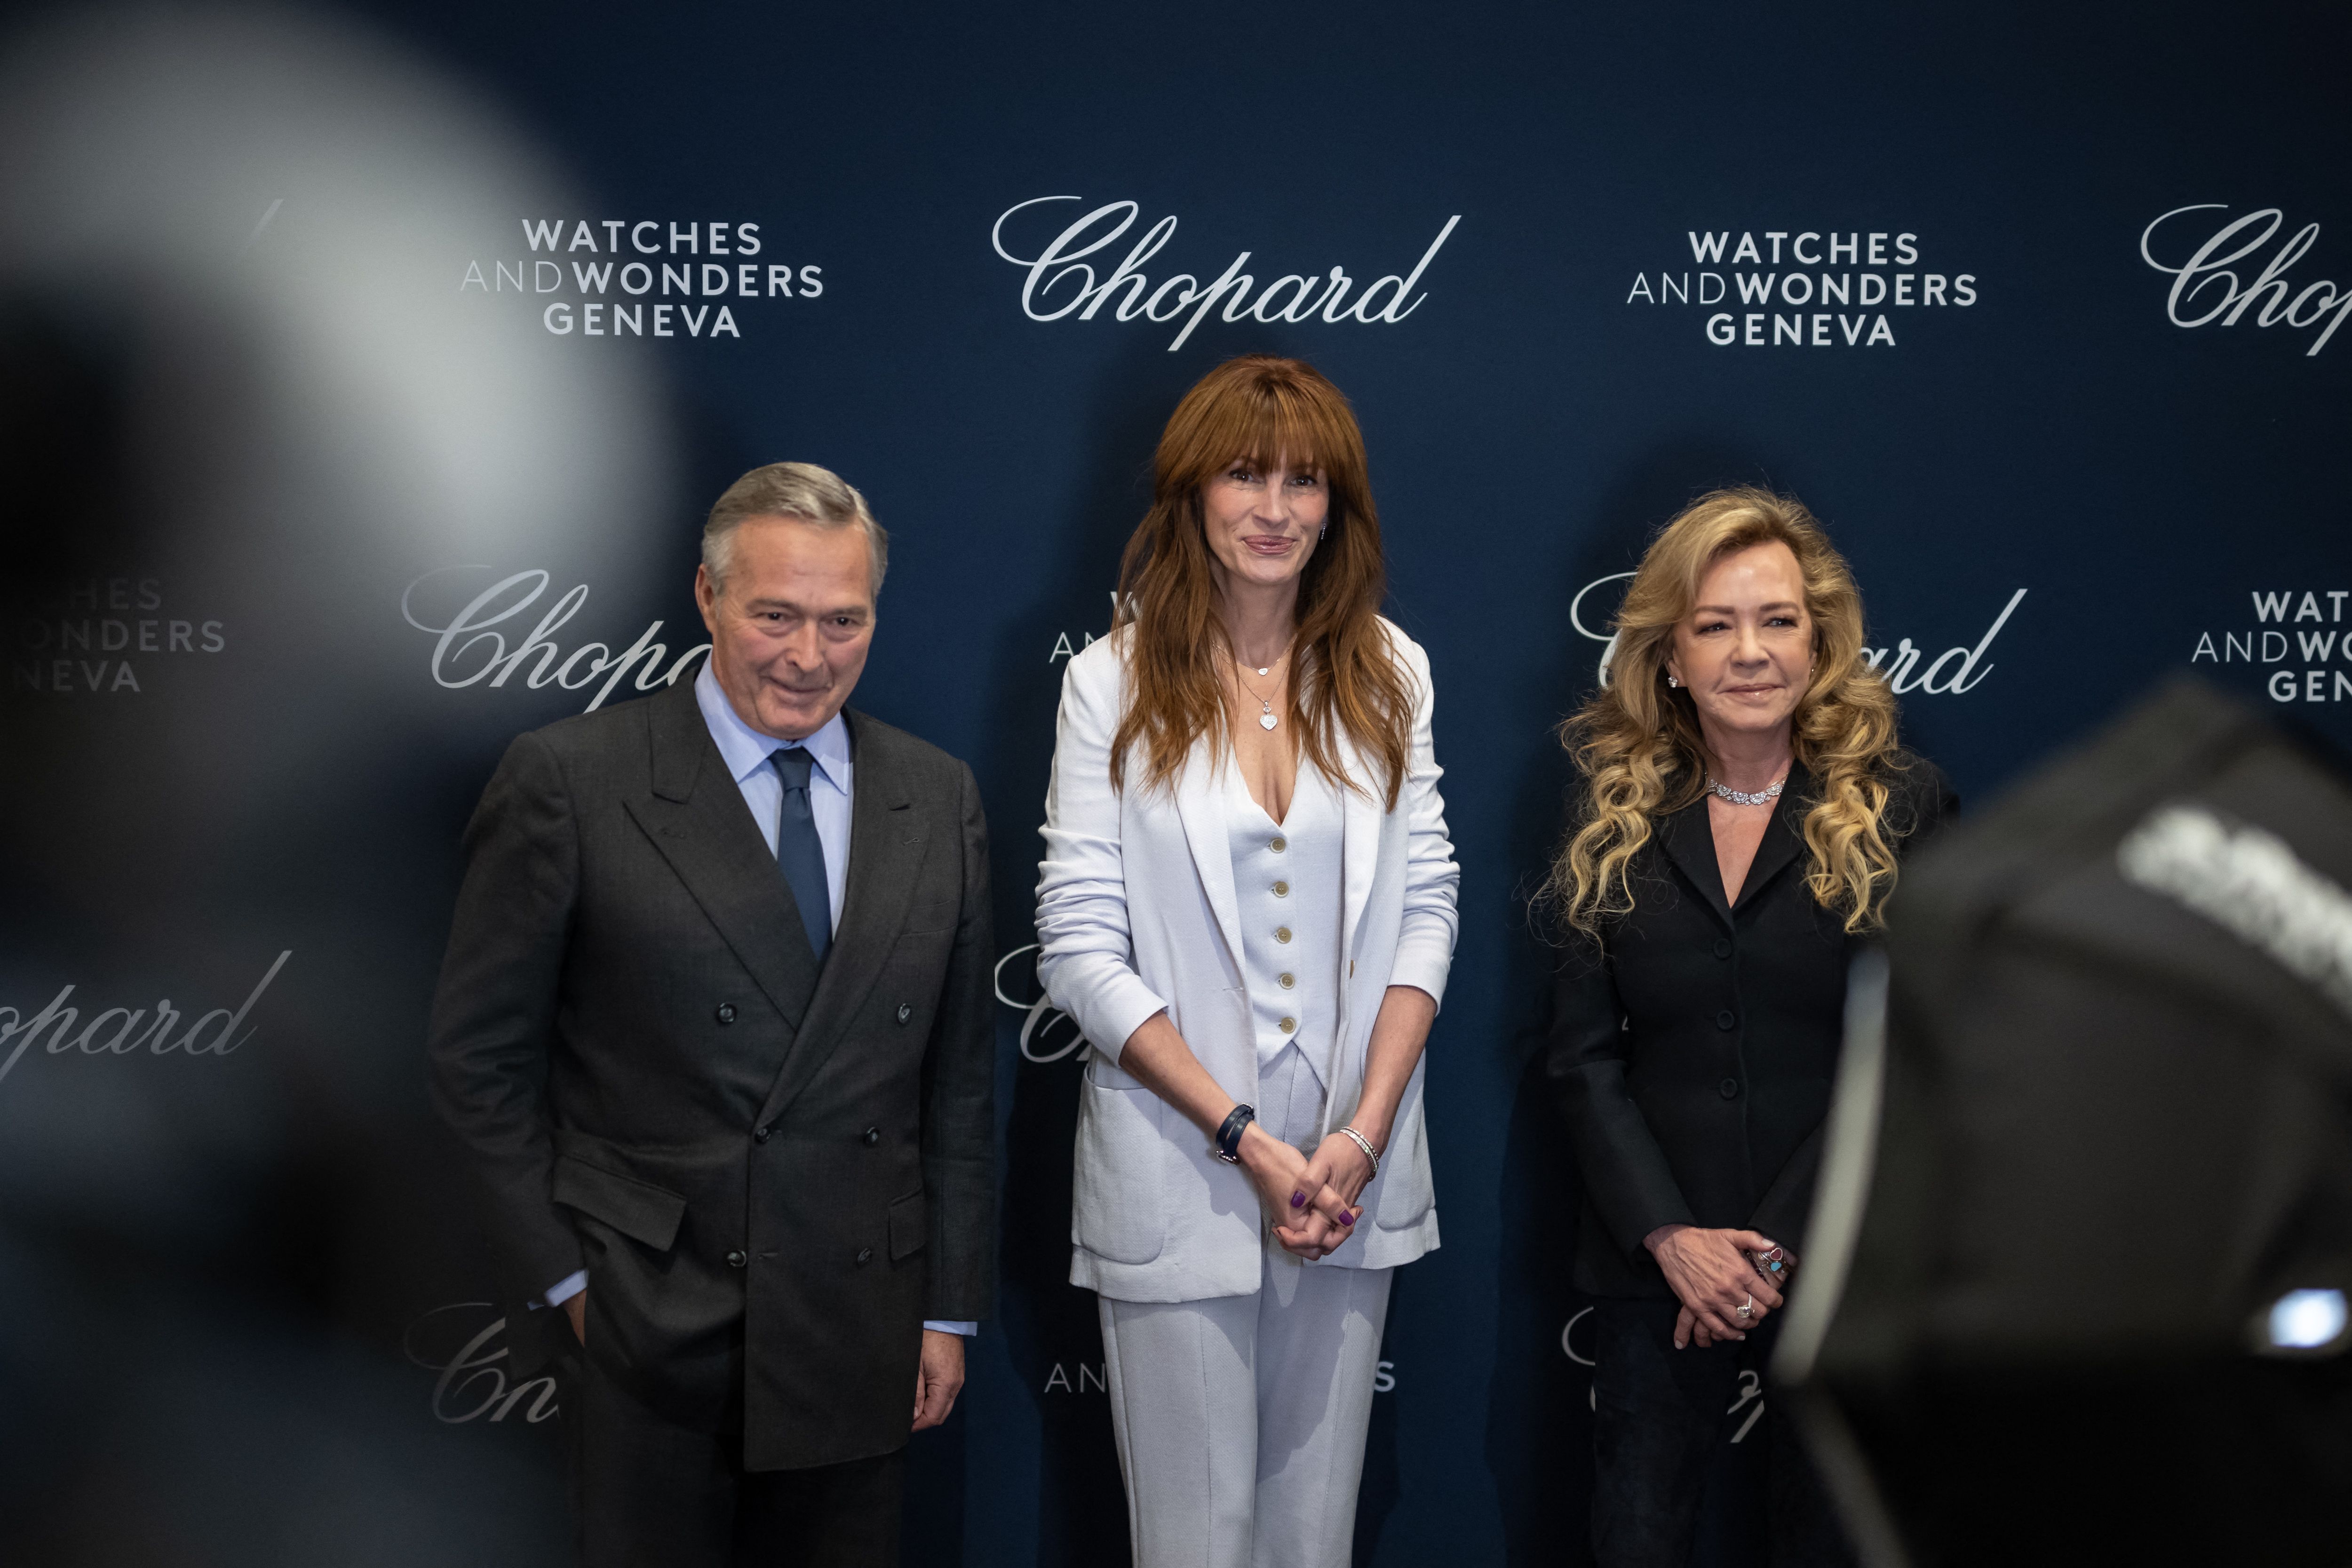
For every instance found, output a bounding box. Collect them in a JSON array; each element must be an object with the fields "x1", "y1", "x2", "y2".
[{"x1": 427, "y1": 676, "x2": 995, "y2": 1471}]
